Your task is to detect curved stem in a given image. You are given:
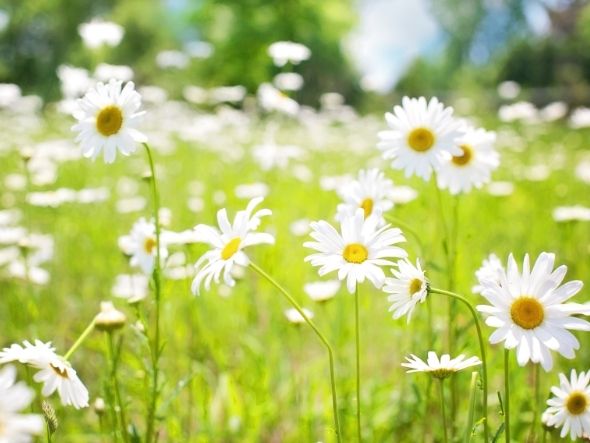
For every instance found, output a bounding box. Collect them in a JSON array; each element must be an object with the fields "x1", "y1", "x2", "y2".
[
  {"x1": 249, "y1": 262, "x2": 341, "y2": 442},
  {"x1": 428, "y1": 287, "x2": 489, "y2": 443},
  {"x1": 64, "y1": 318, "x2": 96, "y2": 360},
  {"x1": 439, "y1": 379, "x2": 449, "y2": 443},
  {"x1": 504, "y1": 349, "x2": 511, "y2": 443},
  {"x1": 143, "y1": 142, "x2": 163, "y2": 443},
  {"x1": 355, "y1": 285, "x2": 362, "y2": 442}
]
